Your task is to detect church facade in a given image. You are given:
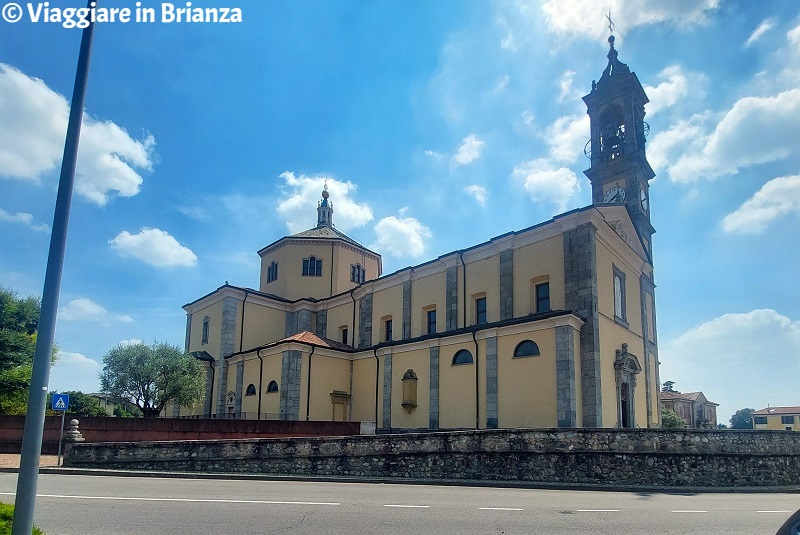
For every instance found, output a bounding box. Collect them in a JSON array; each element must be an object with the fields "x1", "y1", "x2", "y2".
[{"x1": 178, "y1": 37, "x2": 662, "y2": 430}]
